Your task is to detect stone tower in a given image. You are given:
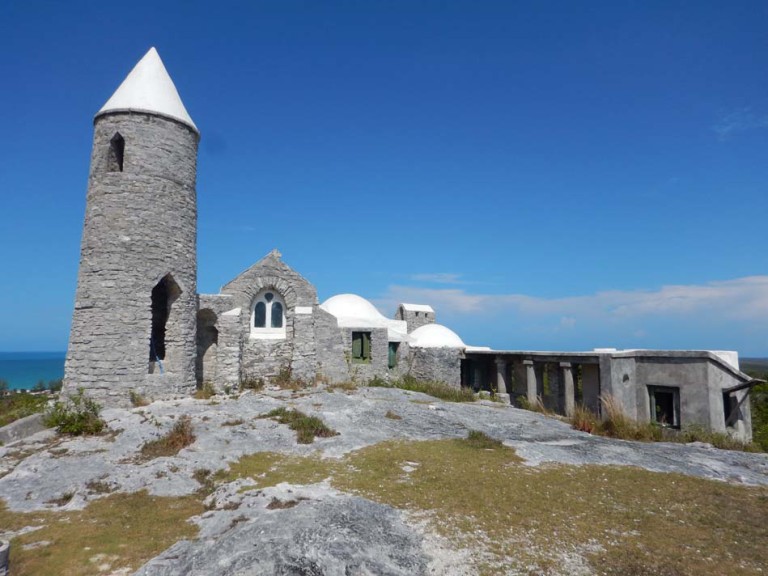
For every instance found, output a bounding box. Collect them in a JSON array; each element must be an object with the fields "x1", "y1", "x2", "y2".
[{"x1": 64, "y1": 48, "x2": 200, "y2": 406}]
